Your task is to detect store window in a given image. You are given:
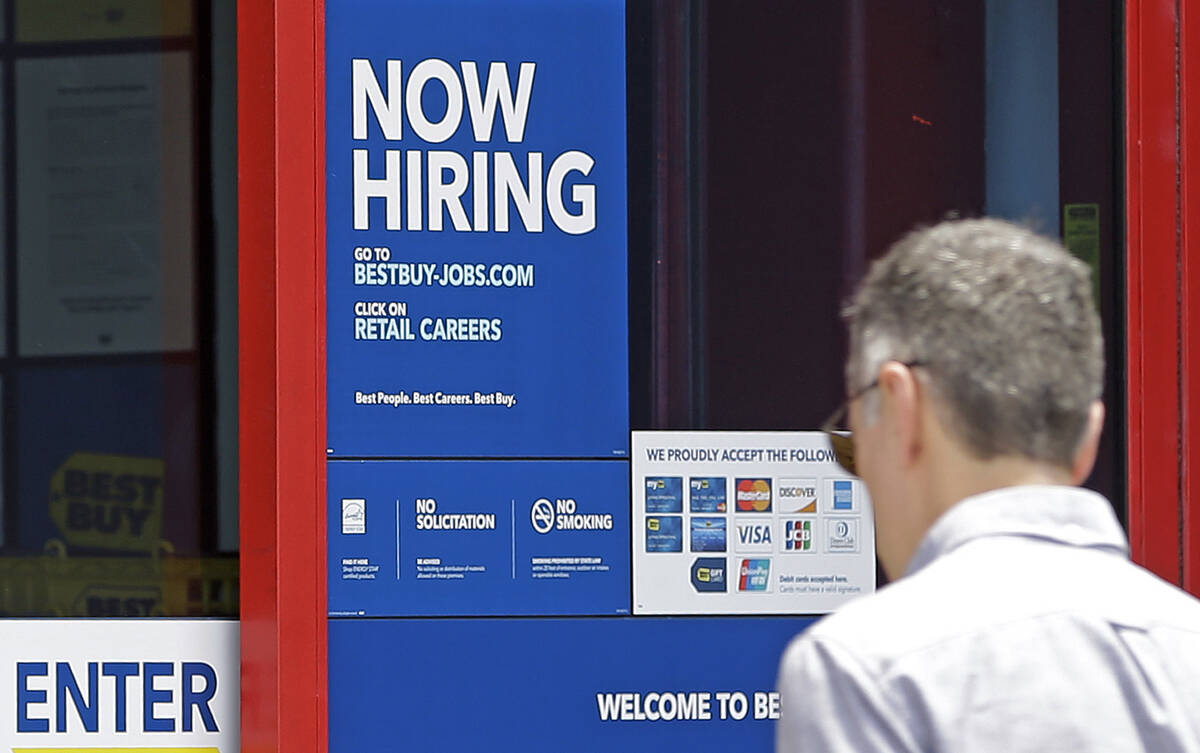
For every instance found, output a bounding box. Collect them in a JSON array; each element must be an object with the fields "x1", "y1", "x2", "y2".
[
  {"x1": 0, "y1": 1, "x2": 237, "y2": 617},
  {"x1": 631, "y1": 0, "x2": 1123, "y2": 517}
]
